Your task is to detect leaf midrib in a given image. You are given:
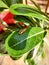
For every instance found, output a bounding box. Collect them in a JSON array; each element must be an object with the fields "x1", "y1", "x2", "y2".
[{"x1": 11, "y1": 30, "x2": 45, "y2": 47}]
